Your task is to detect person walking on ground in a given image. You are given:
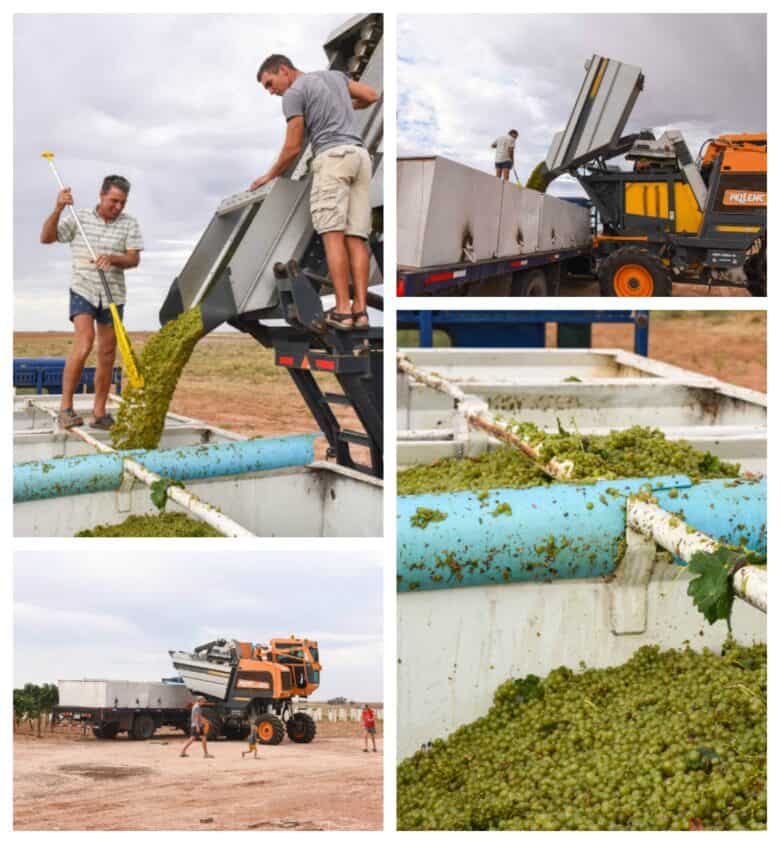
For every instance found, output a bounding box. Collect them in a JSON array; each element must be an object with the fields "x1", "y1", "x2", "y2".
[
  {"x1": 362, "y1": 703, "x2": 377, "y2": 752},
  {"x1": 40, "y1": 175, "x2": 143, "y2": 430},
  {"x1": 492, "y1": 130, "x2": 518, "y2": 181},
  {"x1": 242, "y1": 720, "x2": 261, "y2": 760},
  {"x1": 180, "y1": 697, "x2": 214, "y2": 758},
  {"x1": 251, "y1": 54, "x2": 380, "y2": 331}
]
